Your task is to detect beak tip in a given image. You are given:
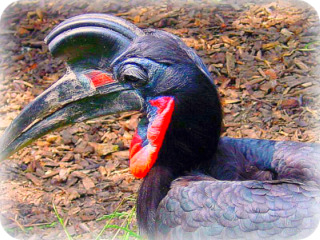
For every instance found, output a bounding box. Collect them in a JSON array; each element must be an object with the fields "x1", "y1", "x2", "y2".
[
  {"x1": 0, "y1": 140, "x2": 11, "y2": 161},
  {"x1": 0, "y1": 151, "x2": 8, "y2": 161}
]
